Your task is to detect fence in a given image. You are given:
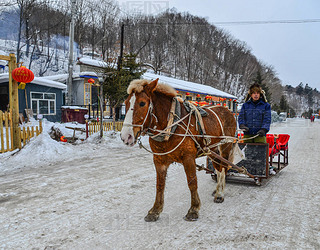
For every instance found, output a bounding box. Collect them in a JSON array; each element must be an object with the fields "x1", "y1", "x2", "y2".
[
  {"x1": 0, "y1": 110, "x2": 43, "y2": 153},
  {"x1": 87, "y1": 121, "x2": 123, "y2": 137}
]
